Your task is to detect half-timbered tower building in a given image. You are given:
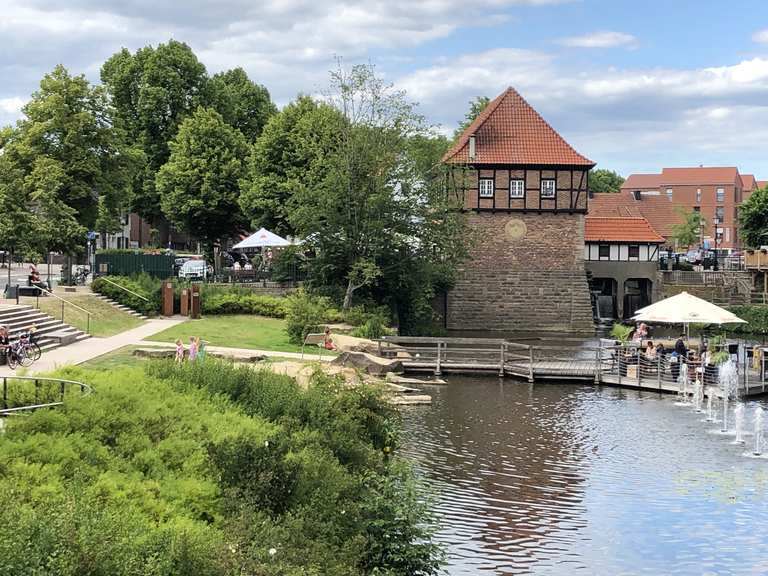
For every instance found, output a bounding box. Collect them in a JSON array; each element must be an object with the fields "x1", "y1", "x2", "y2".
[{"x1": 443, "y1": 87, "x2": 595, "y2": 332}]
